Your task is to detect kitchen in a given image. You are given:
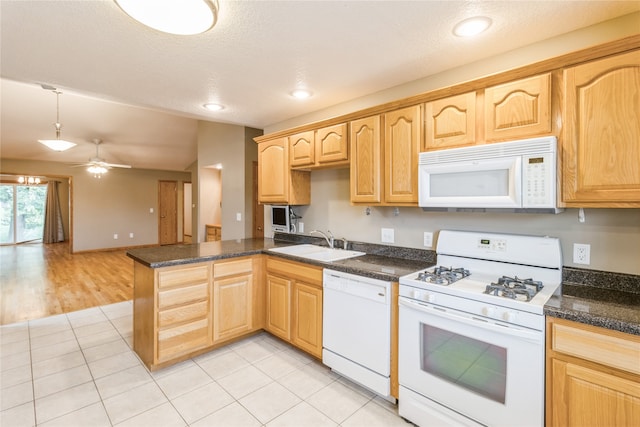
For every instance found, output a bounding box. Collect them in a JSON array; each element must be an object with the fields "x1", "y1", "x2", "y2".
[{"x1": 1, "y1": 2, "x2": 640, "y2": 426}]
